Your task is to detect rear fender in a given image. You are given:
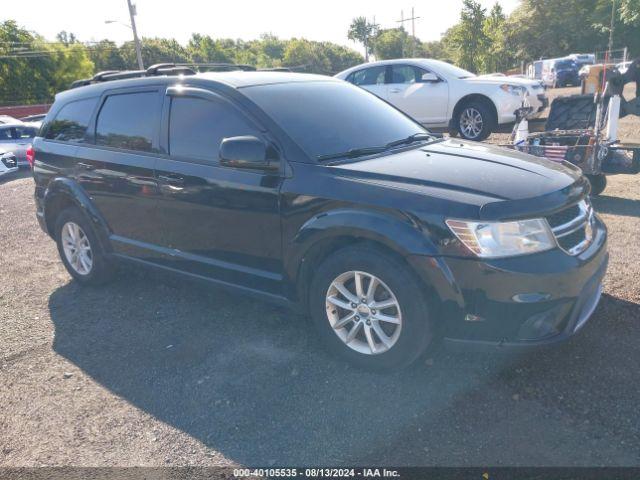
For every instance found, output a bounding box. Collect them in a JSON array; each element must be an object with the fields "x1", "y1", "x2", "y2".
[{"x1": 44, "y1": 177, "x2": 112, "y2": 252}]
